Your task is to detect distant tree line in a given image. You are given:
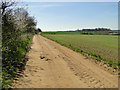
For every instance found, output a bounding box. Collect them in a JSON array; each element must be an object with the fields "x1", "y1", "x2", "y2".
[
  {"x1": 76, "y1": 28, "x2": 111, "y2": 31},
  {"x1": 82, "y1": 28, "x2": 111, "y2": 31}
]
